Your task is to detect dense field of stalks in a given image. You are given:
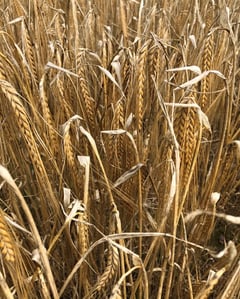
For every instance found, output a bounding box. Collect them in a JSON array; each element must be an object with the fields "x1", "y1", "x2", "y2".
[{"x1": 0, "y1": 0, "x2": 239, "y2": 298}]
